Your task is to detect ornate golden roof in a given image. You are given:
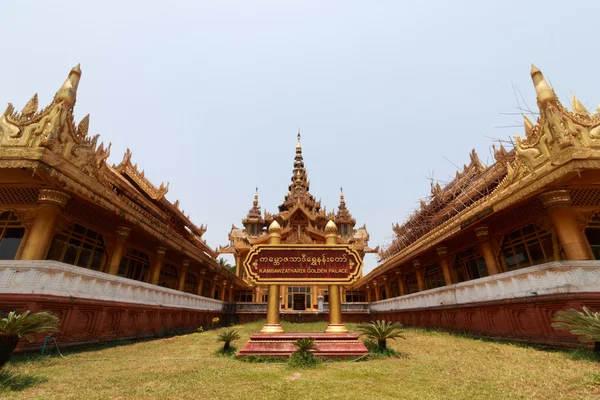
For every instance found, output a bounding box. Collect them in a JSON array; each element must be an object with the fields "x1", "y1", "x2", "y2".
[
  {"x1": 0, "y1": 65, "x2": 223, "y2": 266},
  {"x1": 375, "y1": 64, "x2": 600, "y2": 270}
]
